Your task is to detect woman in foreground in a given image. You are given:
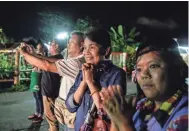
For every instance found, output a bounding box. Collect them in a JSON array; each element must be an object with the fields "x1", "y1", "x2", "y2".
[{"x1": 100, "y1": 32, "x2": 188, "y2": 131}]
